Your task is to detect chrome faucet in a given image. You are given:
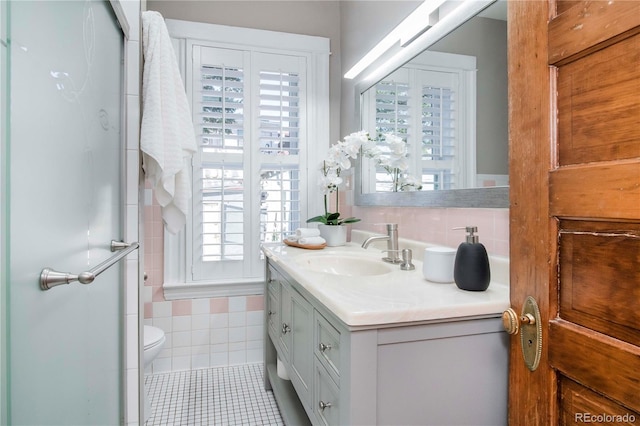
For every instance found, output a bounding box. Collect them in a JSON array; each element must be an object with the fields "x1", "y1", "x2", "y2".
[{"x1": 361, "y1": 223, "x2": 402, "y2": 264}]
